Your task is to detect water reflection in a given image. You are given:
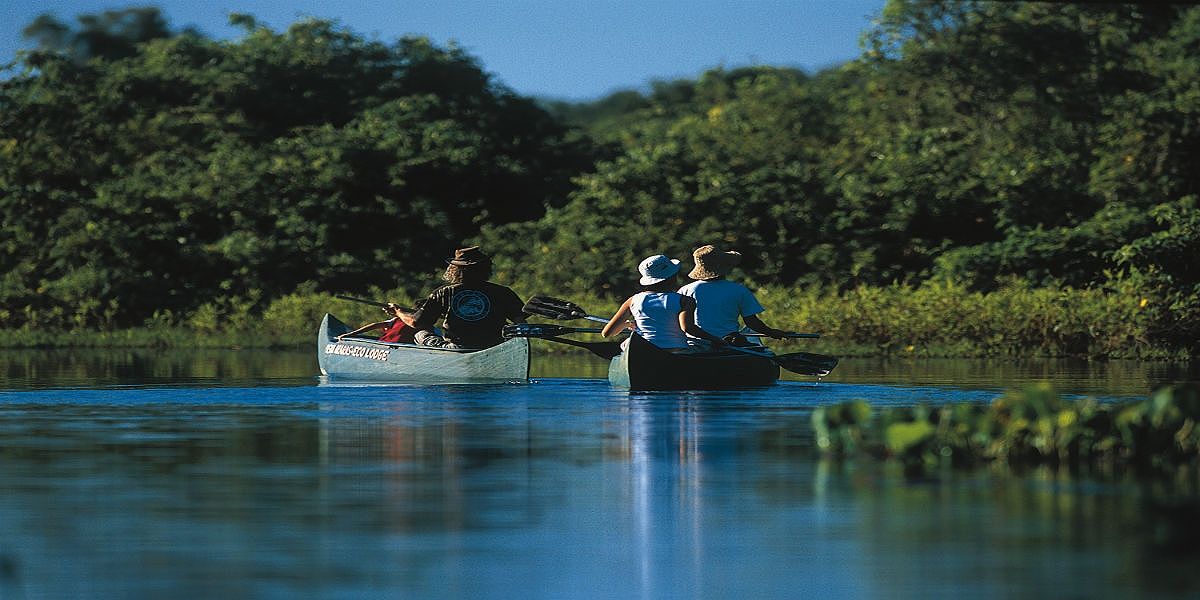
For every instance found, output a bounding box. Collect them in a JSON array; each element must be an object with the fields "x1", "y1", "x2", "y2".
[
  {"x1": 0, "y1": 348, "x2": 316, "y2": 389},
  {"x1": 1, "y1": 348, "x2": 1195, "y2": 395},
  {"x1": 0, "y1": 354, "x2": 1198, "y2": 597},
  {"x1": 809, "y1": 355, "x2": 1198, "y2": 397}
]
